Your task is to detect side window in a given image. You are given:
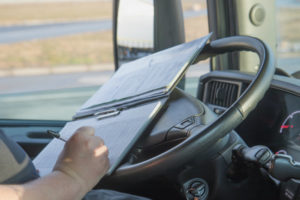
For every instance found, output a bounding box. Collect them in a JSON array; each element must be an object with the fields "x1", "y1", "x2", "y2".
[
  {"x1": 276, "y1": 0, "x2": 300, "y2": 78},
  {"x1": 0, "y1": 1, "x2": 114, "y2": 121}
]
